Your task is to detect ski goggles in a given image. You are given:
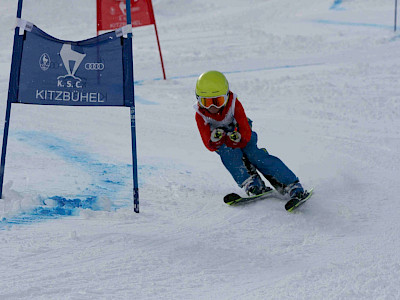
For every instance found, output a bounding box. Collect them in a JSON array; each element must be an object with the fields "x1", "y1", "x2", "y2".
[{"x1": 196, "y1": 94, "x2": 228, "y2": 109}]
